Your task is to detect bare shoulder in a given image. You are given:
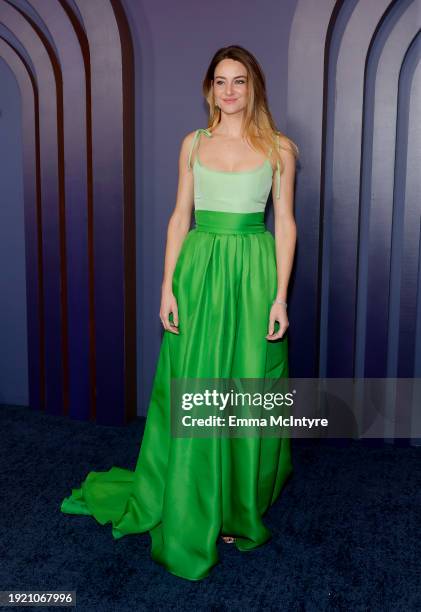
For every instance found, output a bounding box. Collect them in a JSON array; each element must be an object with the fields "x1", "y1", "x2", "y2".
[
  {"x1": 182, "y1": 129, "x2": 206, "y2": 171},
  {"x1": 277, "y1": 134, "x2": 297, "y2": 175},
  {"x1": 182, "y1": 129, "x2": 199, "y2": 149},
  {"x1": 277, "y1": 134, "x2": 296, "y2": 157},
  {"x1": 177, "y1": 129, "x2": 199, "y2": 170}
]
